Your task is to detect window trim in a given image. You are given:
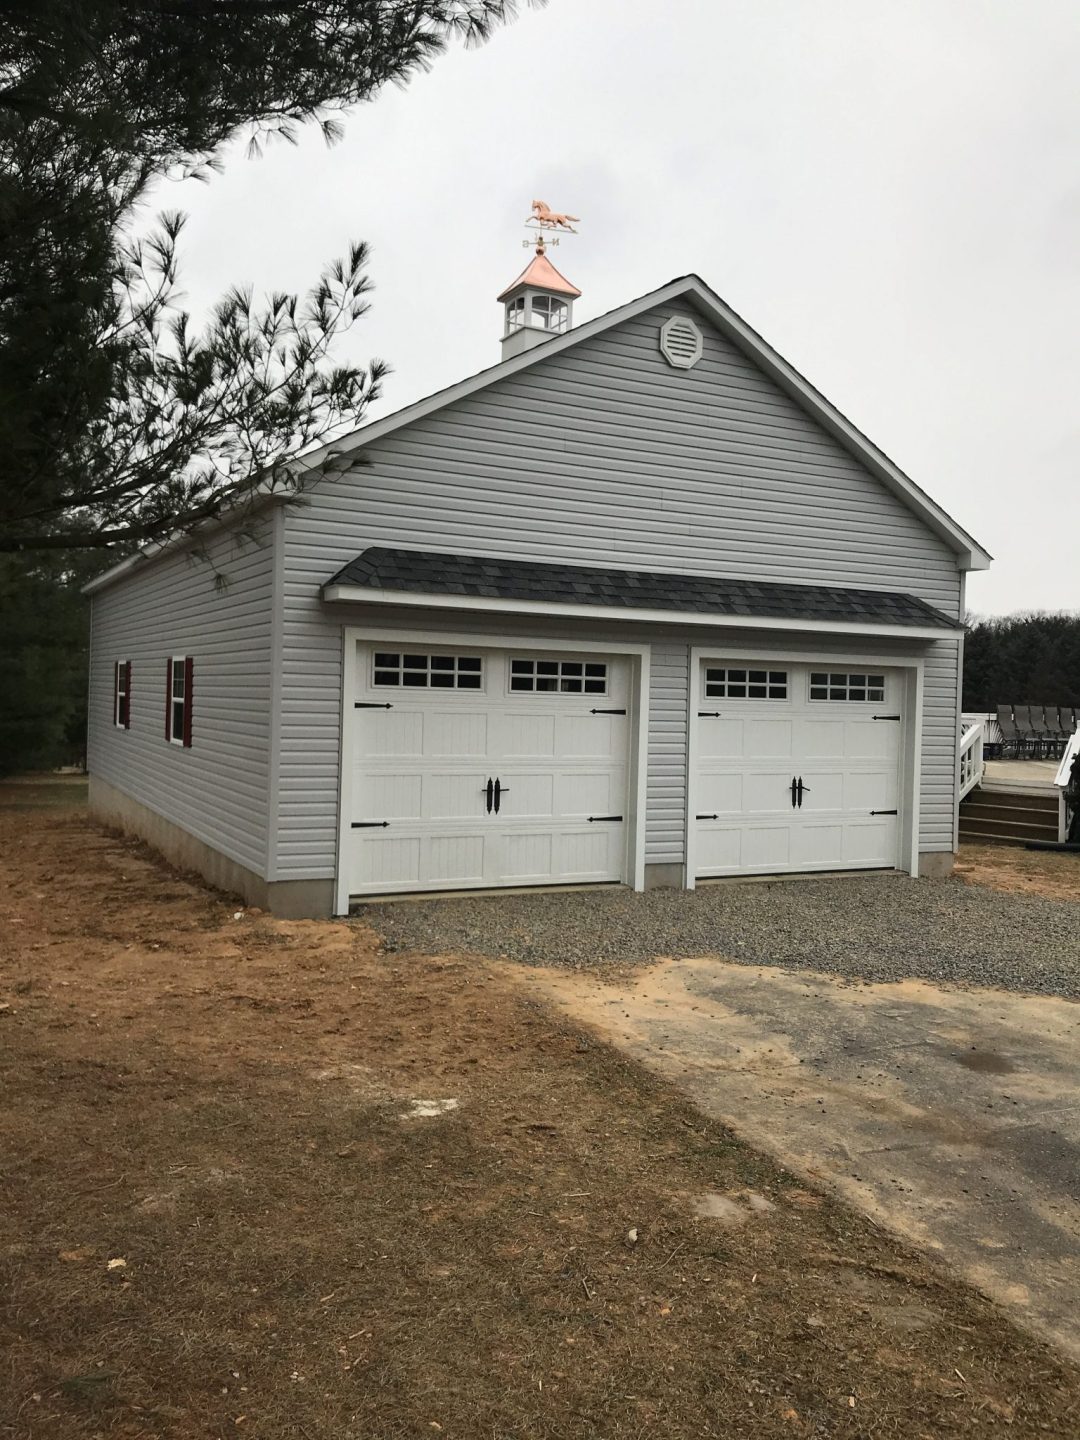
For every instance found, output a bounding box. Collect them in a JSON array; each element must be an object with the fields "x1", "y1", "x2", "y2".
[
  {"x1": 703, "y1": 665, "x2": 788, "y2": 701},
  {"x1": 808, "y1": 670, "x2": 886, "y2": 703},
  {"x1": 166, "y1": 655, "x2": 193, "y2": 747},
  {"x1": 371, "y1": 650, "x2": 485, "y2": 691},
  {"x1": 114, "y1": 660, "x2": 131, "y2": 729},
  {"x1": 507, "y1": 655, "x2": 608, "y2": 696}
]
